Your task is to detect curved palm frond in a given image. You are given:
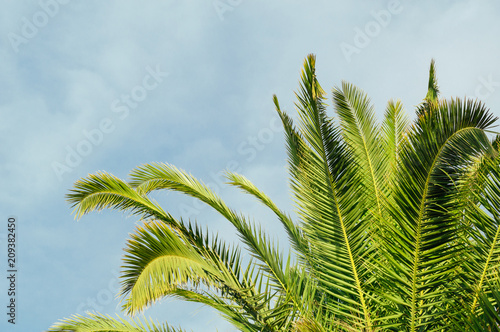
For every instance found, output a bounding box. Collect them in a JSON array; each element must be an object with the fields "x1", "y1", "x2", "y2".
[
  {"x1": 48, "y1": 312, "x2": 187, "y2": 332},
  {"x1": 67, "y1": 172, "x2": 170, "y2": 222},
  {"x1": 120, "y1": 220, "x2": 226, "y2": 314},
  {"x1": 386, "y1": 97, "x2": 497, "y2": 330},
  {"x1": 120, "y1": 217, "x2": 296, "y2": 329},
  {"x1": 225, "y1": 171, "x2": 309, "y2": 260},
  {"x1": 127, "y1": 162, "x2": 306, "y2": 313}
]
